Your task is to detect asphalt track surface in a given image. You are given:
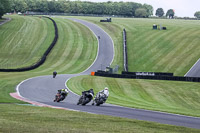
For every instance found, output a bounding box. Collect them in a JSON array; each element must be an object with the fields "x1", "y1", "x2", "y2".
[
  {"x1": 0, "y1": 18, "x2": 11, "y2": 26},
  {"x1": 17, "y1": 18, "x2": 200, "y2": 129},
  {"x1": 185, "y1": 58, "x2": 200, "y2": 77}
]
